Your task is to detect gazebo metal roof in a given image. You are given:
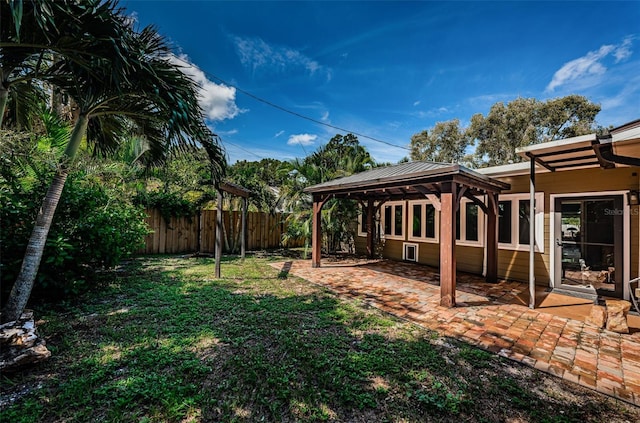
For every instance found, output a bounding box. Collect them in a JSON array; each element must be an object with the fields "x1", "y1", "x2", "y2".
[{"x1": 305, "y1": 161, "x2": 510, "y2": 200}]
